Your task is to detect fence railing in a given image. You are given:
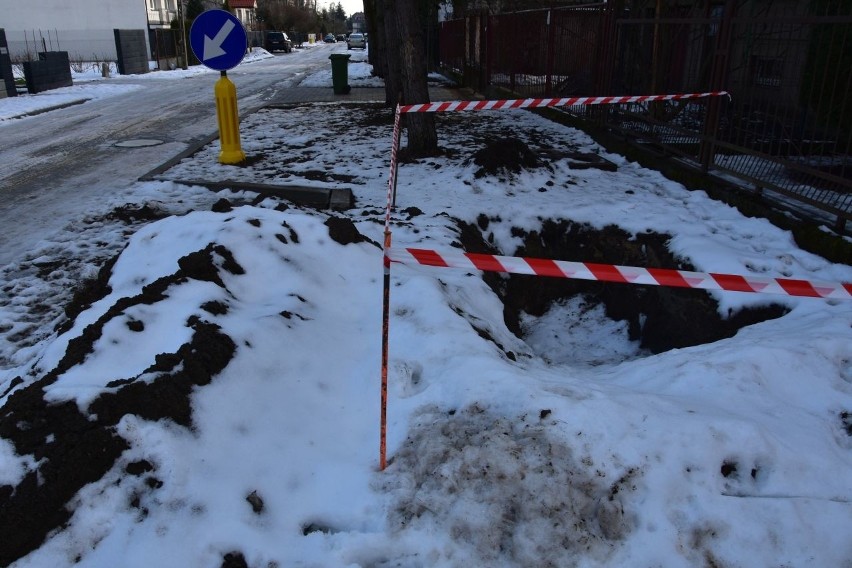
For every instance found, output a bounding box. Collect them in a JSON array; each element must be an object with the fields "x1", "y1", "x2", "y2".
[
  {"x1": 148, "y1": 28, "x2": 179, "y2": 69},
  {"x1": 438, "y1": 0, "x2": 852, "y2": 231}
]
